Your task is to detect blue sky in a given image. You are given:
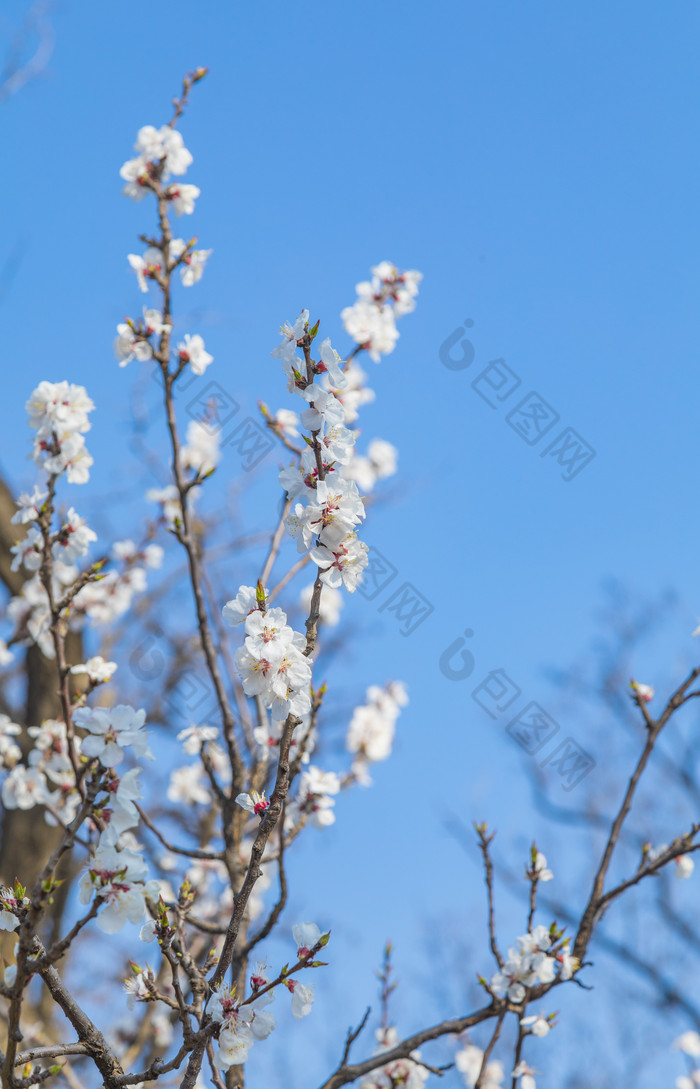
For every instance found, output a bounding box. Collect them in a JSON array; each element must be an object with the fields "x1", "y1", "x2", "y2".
[{"x1": 1, "y1": 2, "x2": 700, "y2": 1086}]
